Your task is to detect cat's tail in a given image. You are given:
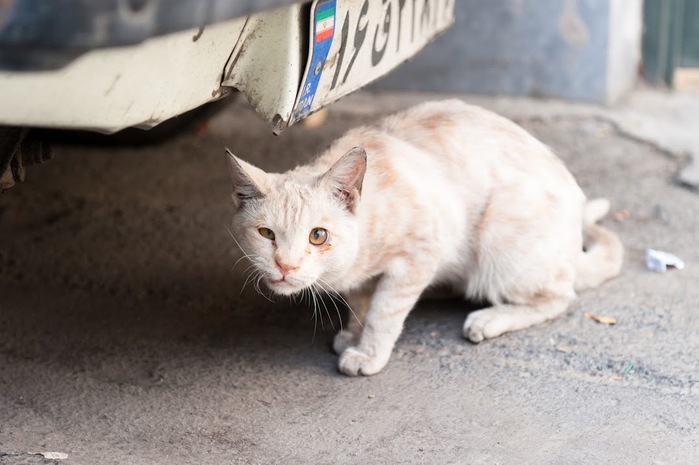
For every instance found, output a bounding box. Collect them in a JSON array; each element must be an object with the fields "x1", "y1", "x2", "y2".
[{"x1": 574, "y1": 198, "x2": 624, "y2": 291}]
